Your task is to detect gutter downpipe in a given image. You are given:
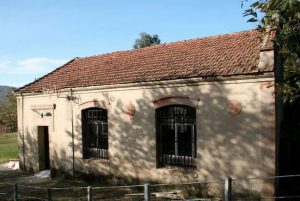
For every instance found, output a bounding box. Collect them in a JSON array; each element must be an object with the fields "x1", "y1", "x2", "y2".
[
  {"x1": 21, "y1": 92, "x2": 26, "y2": 171},
  {"x1": 70, "y1": 88, "x2": 75, "y2": 177}
]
